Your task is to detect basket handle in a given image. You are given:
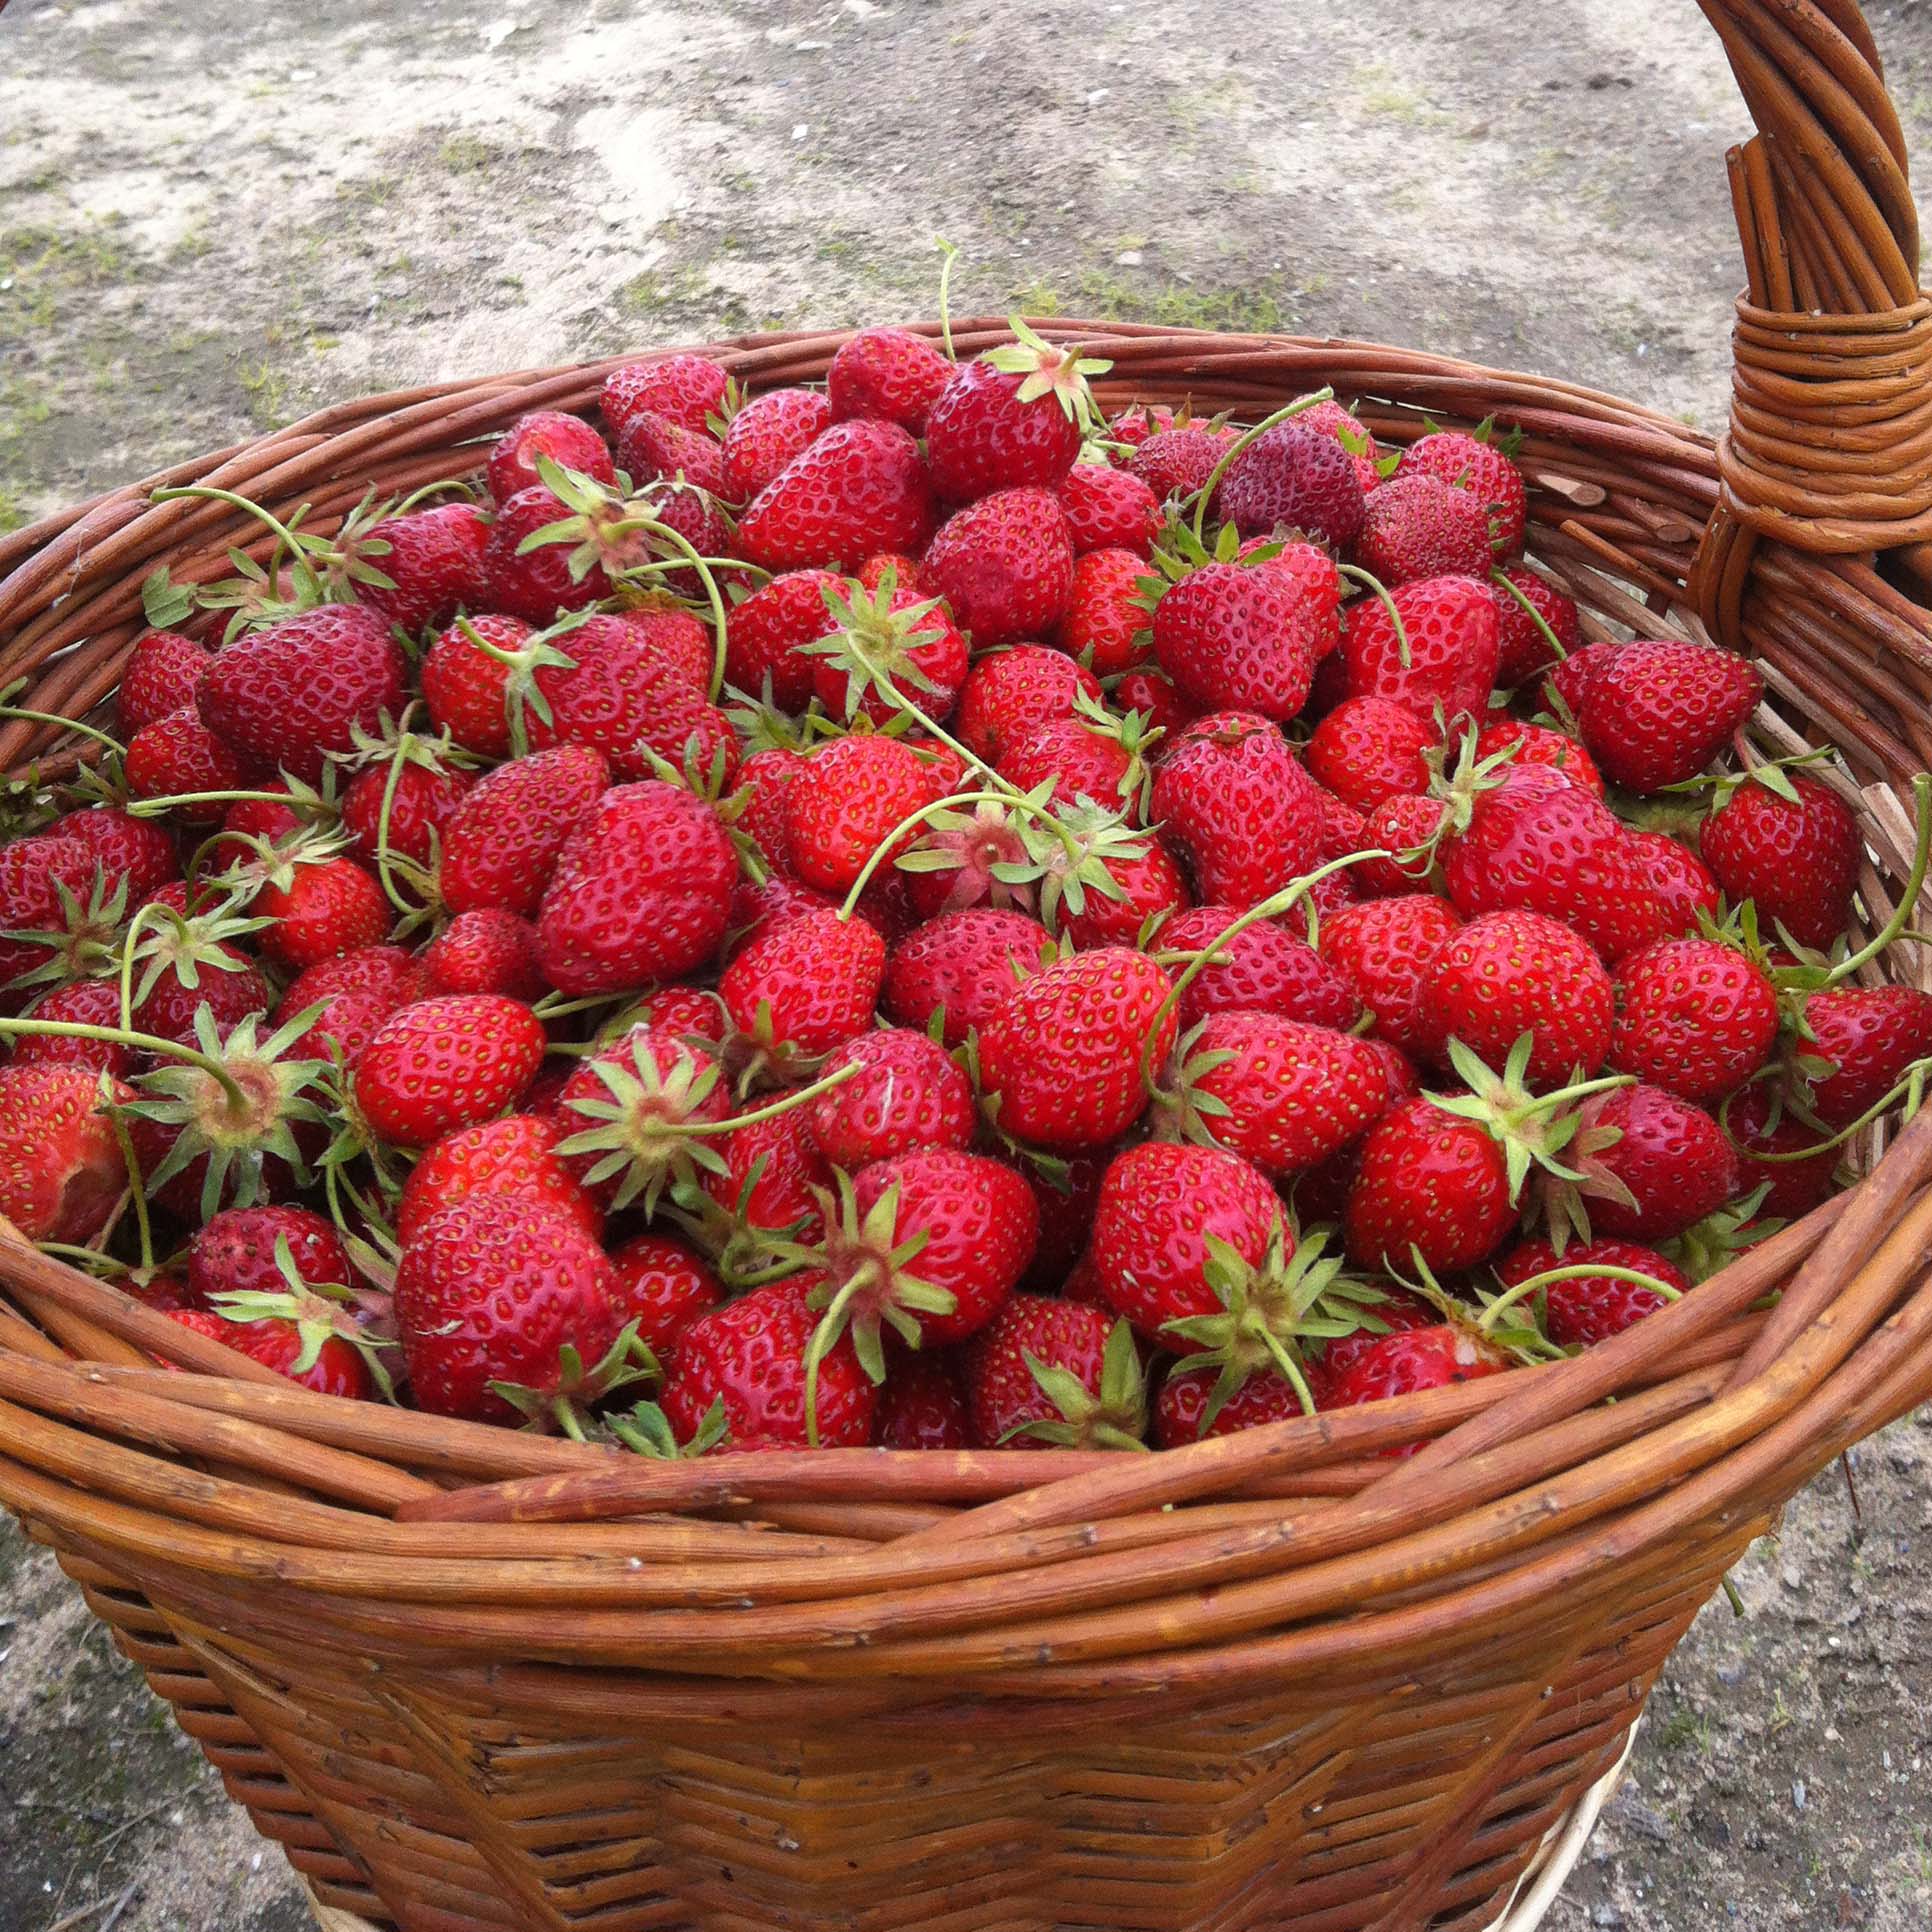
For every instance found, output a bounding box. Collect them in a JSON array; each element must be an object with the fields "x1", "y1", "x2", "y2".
[{"x1": 1691, "y1": 0, "x2": 1932, "y2": 642}]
